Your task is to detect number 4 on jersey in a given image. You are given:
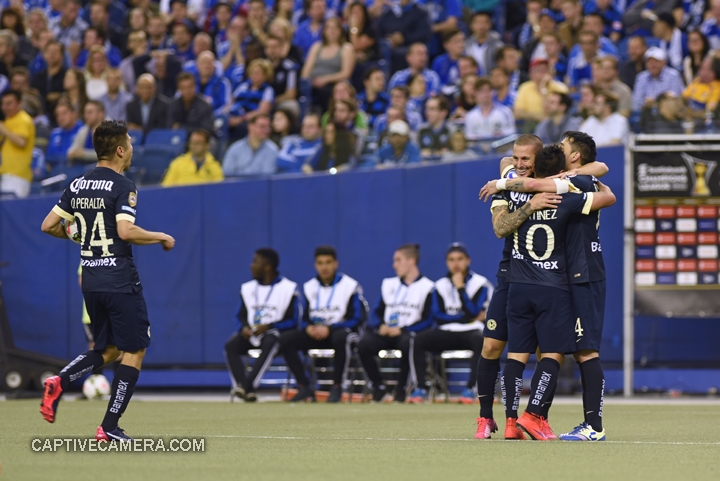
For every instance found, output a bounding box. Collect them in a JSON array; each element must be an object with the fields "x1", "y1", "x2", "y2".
[
  {"x1": 575, "y1": 318, "x2": 584, "y2": 337},
  {"x1": 75, "y1": 212, "x2": 114, "y2": 257}
]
